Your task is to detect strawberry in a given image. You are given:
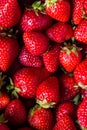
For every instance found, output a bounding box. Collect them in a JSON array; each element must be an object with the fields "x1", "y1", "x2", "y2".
[
  {"x1": 4, "y1": 99, "x2": 27, "y2": 126},
  {"x1": 59, "y1": 73, "x2": 79, "y2": 101},
  {"x1": 74, "y1": 19, "x2": 87, "y2": 44},
  {"x1": 46, "y1": 22, "x2": 73, "y2": 43},
  {"x1": 36, "y1": 76, "x2": 60, "y2": 108},
  {"x1": 20, "y1": 9, "x2": 52, "y2": 32},
  {"x1": 77, "y1": 97, "x2": 87, "y2": 129},
  {"x1": 23, "y1": 31, "x2": 49, "y2": 56},
  {"x1": 0, "y1": 91, "x2": 10, "y2": 111},
  {"x1": 45, "y1": 0, "x2": 70, "y2": 22},
  {"x1": 59, "y1": 44, "x2": 82, "y2": 72},
  {"x1": 13, "y1": 67, "x2": 50, "y2": 98},
  {"x1": 53, "y1": 114, "x2": 76, "y2": 130},
  {"x1": 0, "y1": 0, "x2": 21, "y2": 28},
  {"x1": 19, "y1": 46, "x2": 43, "y2": 68},
  {"x1": 56, "y1": 101, "x2": 77, "y2": 121},
  {"x1": 74, "y1": 58, "x2": 87, "y2": 89},
  {"x1": 43, "y1": 43, "x2": 60, "y2": 72},
  {"x1": 28, "y1": 105, "x2": 54, "y2": 130},
  {"x1": 0, "y1": 123, "x2": 10, "y2": 130},
  {"x1": 72, "y1": 0, "x2": 84, "y2": 25},
  {"x1": 83, "y1": 0, "x2": 87, "y2": 15},
  {"x1": 0, "y1": 36, "x2": 19, "y2": 72}
]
